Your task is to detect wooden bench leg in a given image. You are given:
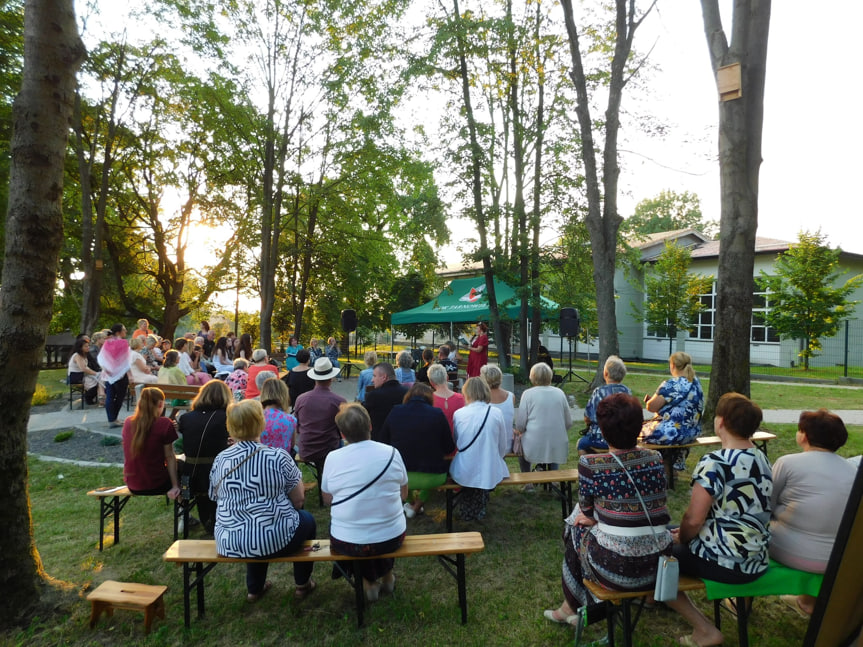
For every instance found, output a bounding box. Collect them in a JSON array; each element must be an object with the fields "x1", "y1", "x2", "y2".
[
  {"x1": 89, "y1": 599, "x2": 112, "y2": 628},
  {"x1": 143, "y1": 594, "x2": 166, "y2": 634}
]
